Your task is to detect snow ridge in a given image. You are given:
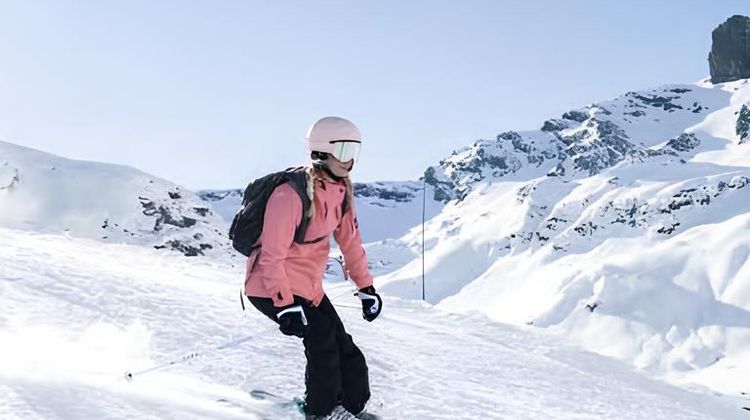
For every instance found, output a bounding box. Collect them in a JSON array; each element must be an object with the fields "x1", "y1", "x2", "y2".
[
  {"x1": 373, "y1": 79, "x2": 750, "y2": 401},
  {"x1": 0, "y1": 140, "x2": 231, "y2": 257}
]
